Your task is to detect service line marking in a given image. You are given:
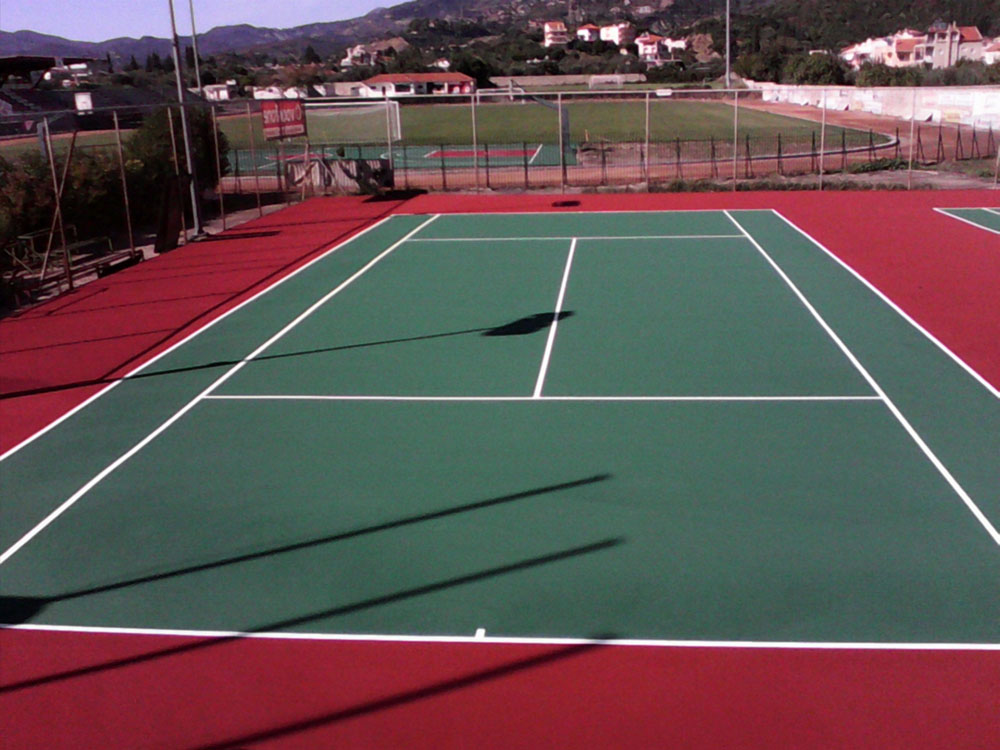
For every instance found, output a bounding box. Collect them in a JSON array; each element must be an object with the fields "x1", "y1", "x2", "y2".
[
  {"x1": 0, "y1": 215, "x2": 442, "y2": 567},
  {"x1": 534, "y1": 238, "x2": 577, "y2": 398},
  {"x1": 4, "y1": 622, "x2": 998, "y2": 651},
  {"x1": 726, "y1": 210, "x2": 1000, "y2": 547},
  {"x1": 406, "y1": 235, "x2": 743, "y2": 242},
  {"x1": 204, "y1": 395, "x2": 883, "y2": 403}
]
